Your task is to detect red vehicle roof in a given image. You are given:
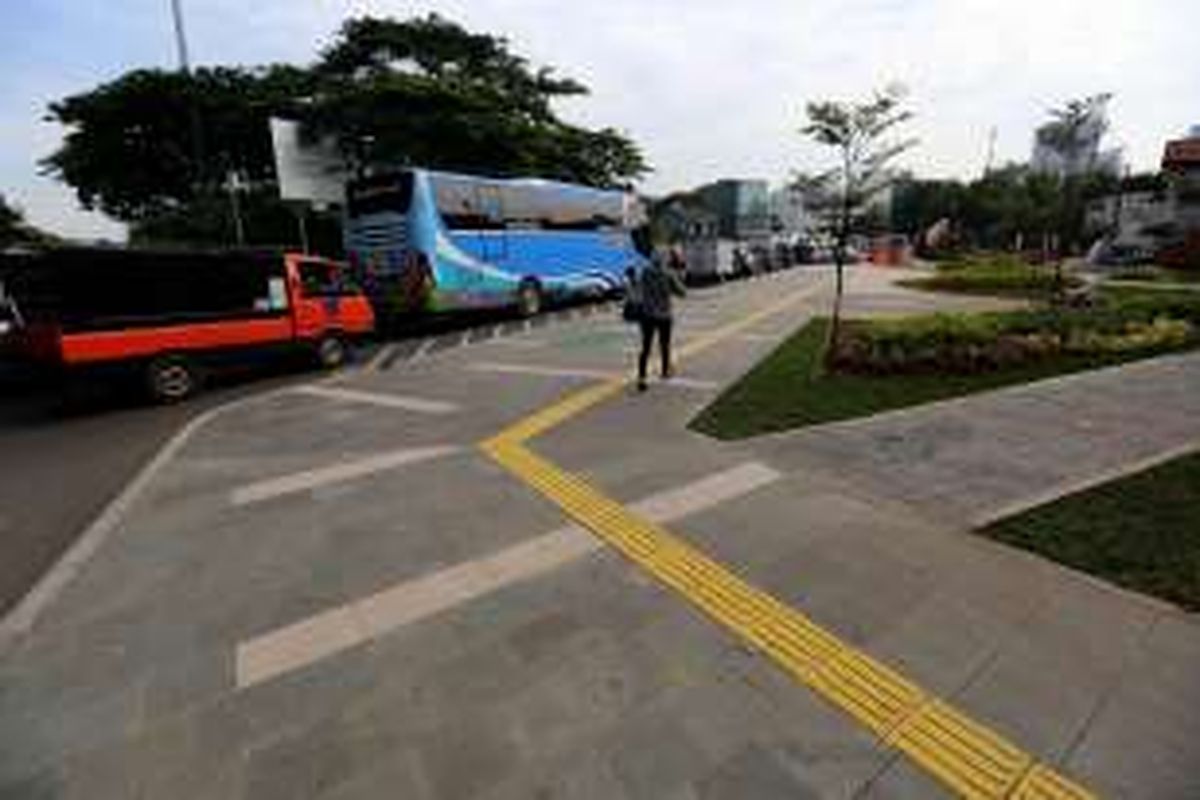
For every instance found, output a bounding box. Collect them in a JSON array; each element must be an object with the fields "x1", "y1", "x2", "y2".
[{"x1": 1162, "y1": 138, "x2": 1200, "y2": 170}]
